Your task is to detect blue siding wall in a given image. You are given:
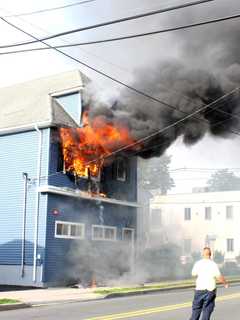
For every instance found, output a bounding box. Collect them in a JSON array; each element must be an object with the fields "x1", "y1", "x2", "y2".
[
  {"x1": 44, "y1": 194, "x2": 137, "y2": 284},
  {"x1": 0, "y1": 129, "x2": 50, "y2": 280}
]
